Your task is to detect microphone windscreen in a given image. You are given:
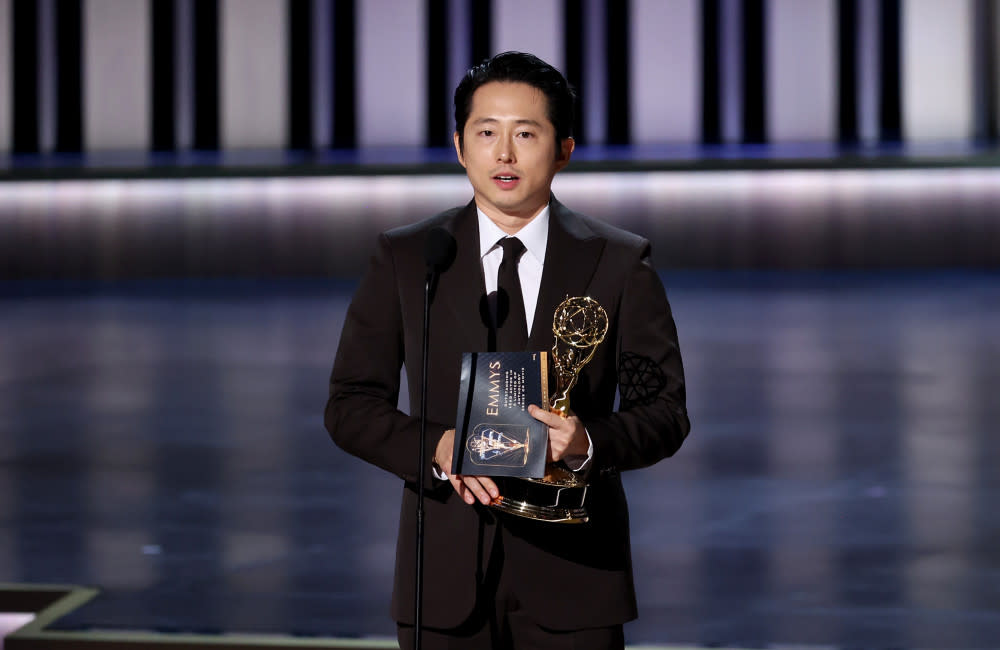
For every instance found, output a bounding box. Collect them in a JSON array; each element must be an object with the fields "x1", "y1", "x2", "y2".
[{"x1": 424, "y1": 226, "x2": 457, "y2": 272}]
